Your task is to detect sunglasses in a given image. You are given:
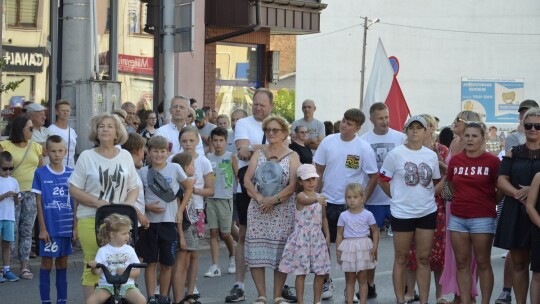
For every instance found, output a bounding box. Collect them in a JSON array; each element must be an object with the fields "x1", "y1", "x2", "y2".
[
  {"x1": 264, "y1": 128, "x2": 282, "y2": 134},
  {"x1": 524, "y1": 123, "x2": 540, "y2": 131},
  {"x1": 1, "y1": 167, "x2": 14, "y2": 171},
  {"x1": 454, "y1": 117, "x2": 467, "y2": 124}
]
